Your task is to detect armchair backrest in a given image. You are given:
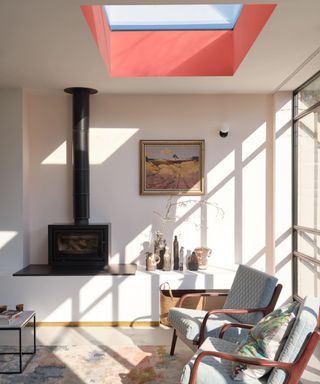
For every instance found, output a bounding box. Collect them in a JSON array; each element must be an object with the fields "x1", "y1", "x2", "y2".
[
  {"x1": 267, "y1": 296, "x2": 320, "y2": 384},
  {"x1": 223, "y1": 264, "x2": 278, "y2": 324}
]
